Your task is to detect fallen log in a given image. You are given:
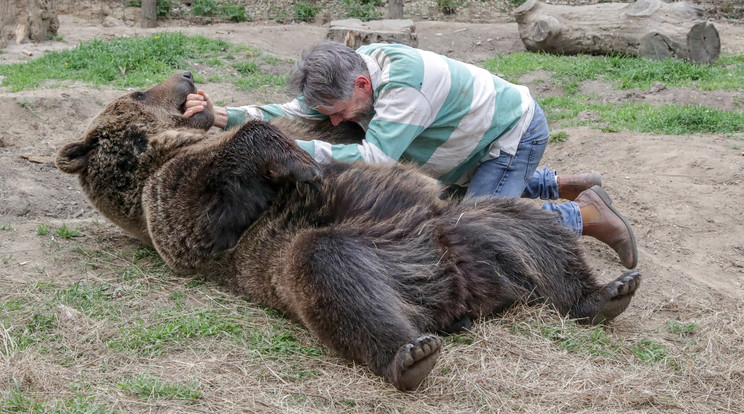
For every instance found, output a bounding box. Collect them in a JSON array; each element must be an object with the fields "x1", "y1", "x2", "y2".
[{"x1": 513, "y1": 0, "x2": 720, "y2": 64}]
